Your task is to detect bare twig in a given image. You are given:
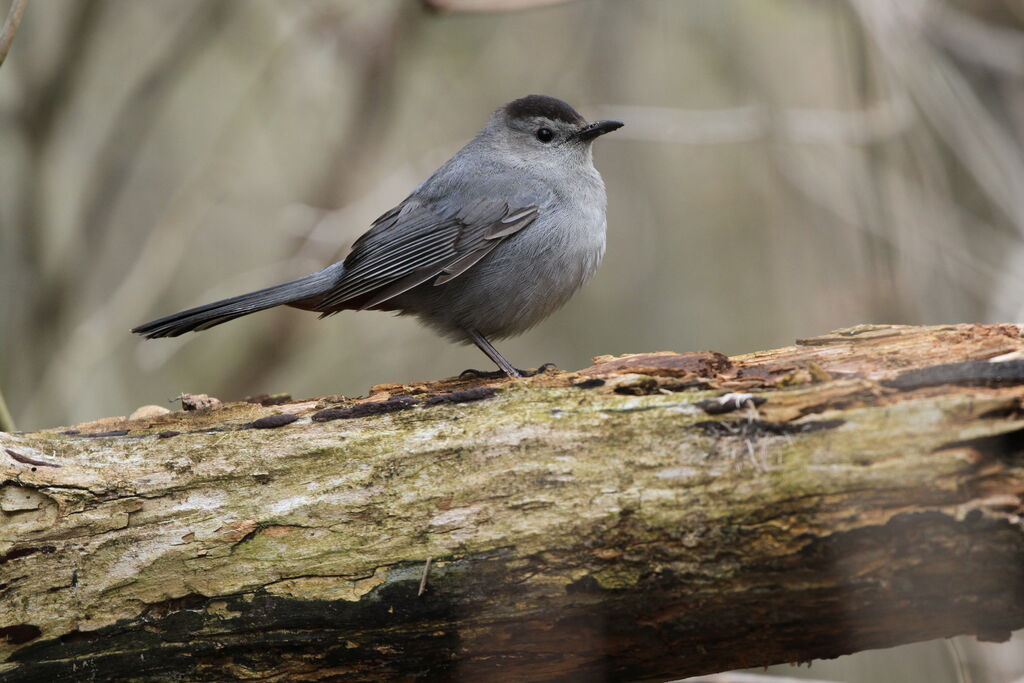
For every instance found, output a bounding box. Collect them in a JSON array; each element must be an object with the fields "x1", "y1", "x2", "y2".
[
  {"x1": 0, "y1": 0, "x2": 27, "y2": 69},
  {"x1": 417, "y1": 557, "x2": 432, "y2": 596}
]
